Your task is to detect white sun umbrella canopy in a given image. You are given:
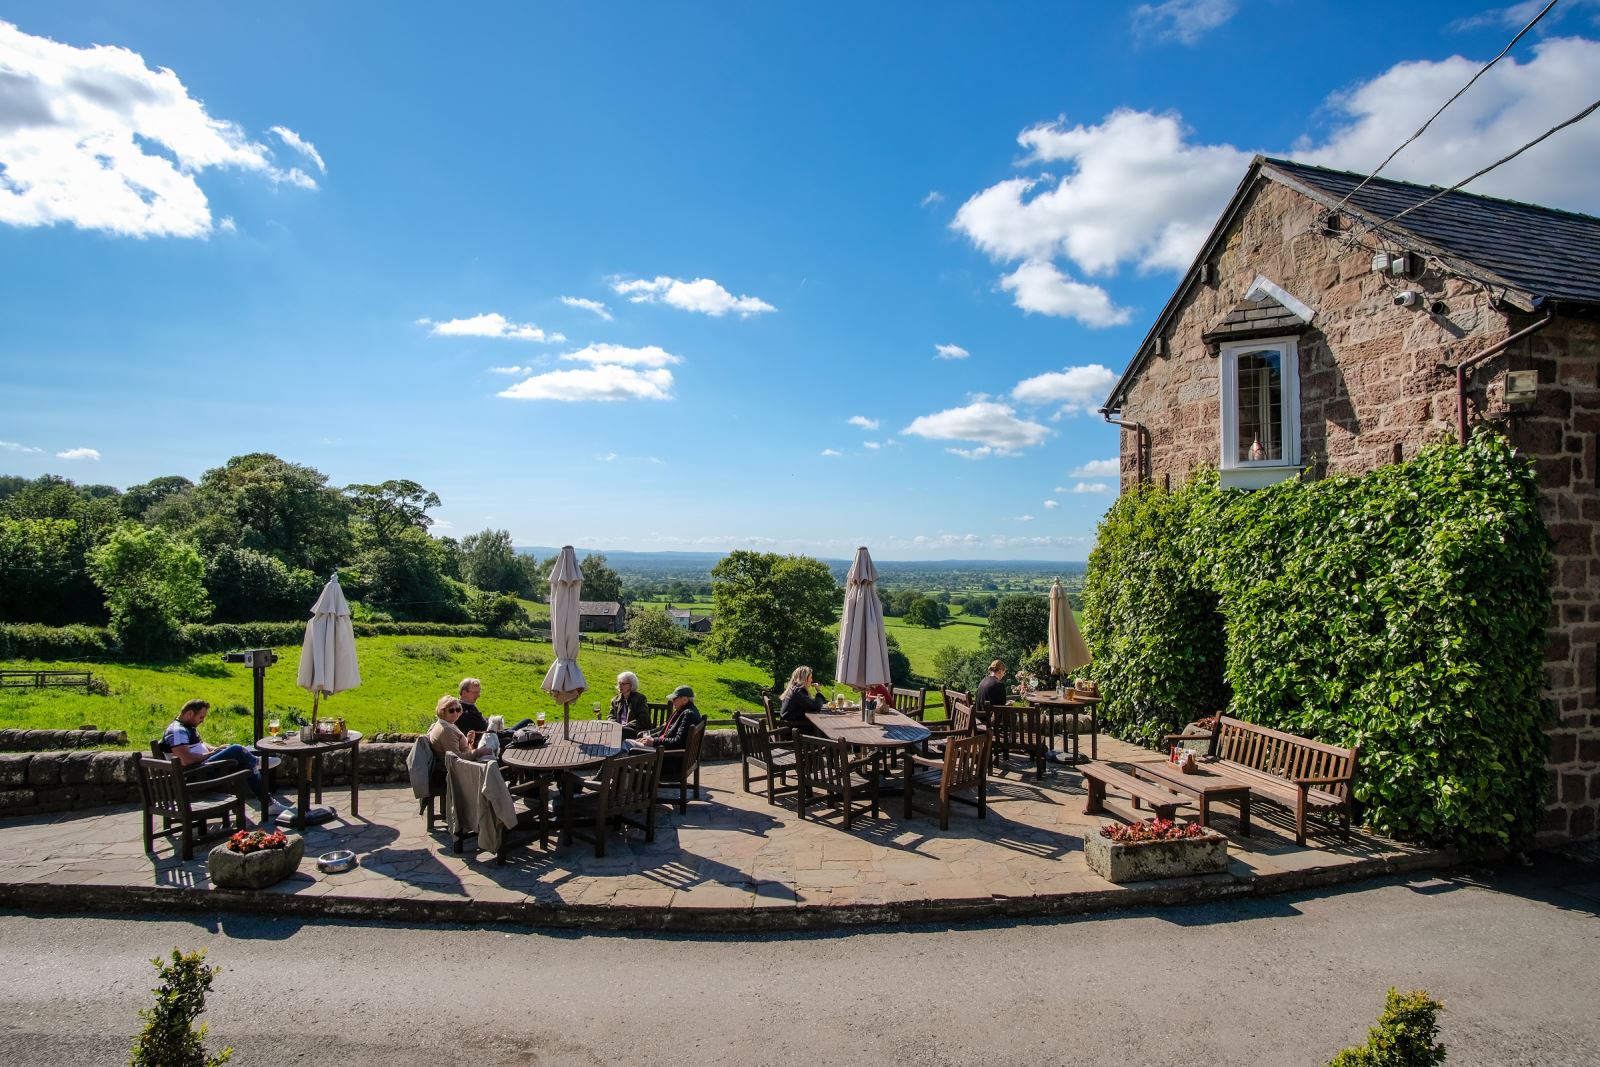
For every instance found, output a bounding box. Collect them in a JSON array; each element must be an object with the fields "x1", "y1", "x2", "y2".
[
  {"x1": 1048, "y1": 577, "x2": 1092, "y2": 678},
  {"x1": 541, "y1": 545, "x2": 588, "y2": 735},
  {"x1": 298, "y1": 573, "x2": 362, "y2": 715},
  {"x1": 835, "y1": 546, "x2": 892, "y2": 698}
]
